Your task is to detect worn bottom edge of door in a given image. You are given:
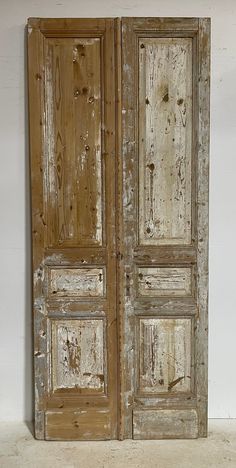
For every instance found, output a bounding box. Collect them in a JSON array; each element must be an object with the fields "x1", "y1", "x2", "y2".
[
  {"x1": 133, "y1": 409, "x2": 199, "y2": 439},
  {"x1": 43, "y1": 409, "x2": 113, "y2": 441},
  {"x1": 35, "y1": 408, "x2": 205, "y2": 440}
]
